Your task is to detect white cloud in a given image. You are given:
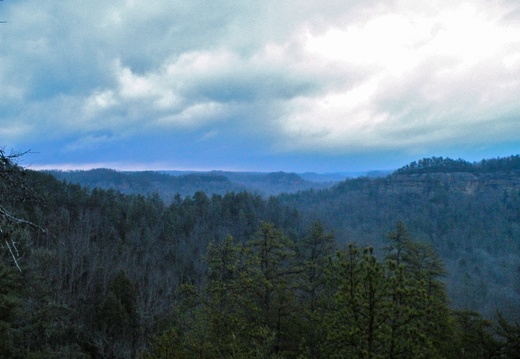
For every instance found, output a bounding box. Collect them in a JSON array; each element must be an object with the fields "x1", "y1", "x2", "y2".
[
  {"x1": 64, "y1": 134, "x2": 114, "y2": 152},
  {"x1": 30, "y1": 160, "x2": 174, "y2": 171},
  {"x1": 156, "y1": 101, "x2": 232, "y2": 128},
  {"x1": 0, "y1": 123, "x2": 33, "y2": 139},
  {"x1": 84, "y1": 90, "x2": 117, "y2": 114},
  {"x1": 2, "y1": 0, "x2": 520, "y2": 165},
  {"x1": 277, "y1": 0, "x2": 520, "y2": 153}
]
